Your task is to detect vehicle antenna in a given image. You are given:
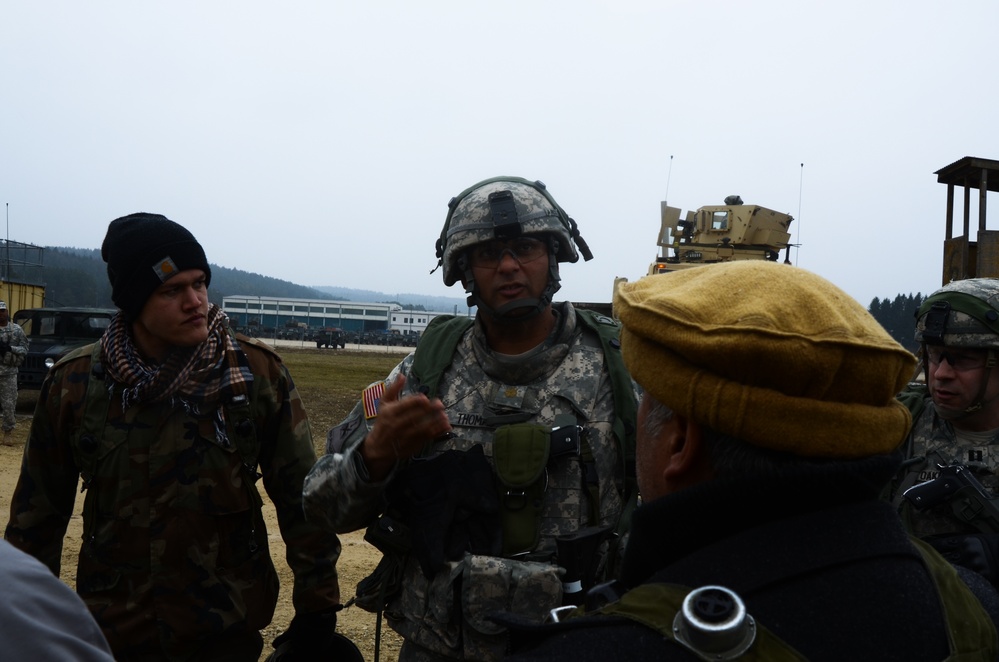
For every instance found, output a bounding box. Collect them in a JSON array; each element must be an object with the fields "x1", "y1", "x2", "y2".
[
  {"x1": 794, "y1": 163, "x2": 804, "y2": 265},
  {"x1": 4, "y1": 202, "x2": 9, "y2": 304},
  {"x1": 664, "y1": 155, "x2": 674, "y2": 205}
]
